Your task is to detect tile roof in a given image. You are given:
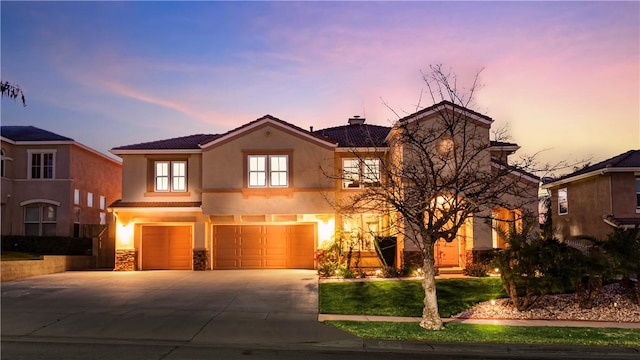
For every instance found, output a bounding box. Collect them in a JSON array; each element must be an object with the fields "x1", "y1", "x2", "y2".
[
  {"x1": 1, "y1": 125, "x2": 73, "y2": 142},
  {"x1": 112, "y1": 134, "x2": 220, "y2": 150},
  {"x1": 109, "y1": 200, "x2": 202, "y2": 208},
  {"x1": 553, "y1": 149, "x2": 640, "y2": 182},
  {"x1": 314, "y1": 123, "x2": 391, "y2": 147}
]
